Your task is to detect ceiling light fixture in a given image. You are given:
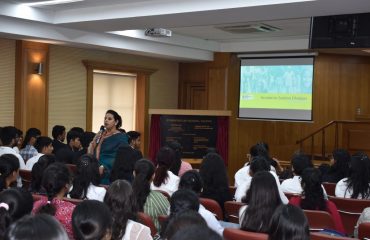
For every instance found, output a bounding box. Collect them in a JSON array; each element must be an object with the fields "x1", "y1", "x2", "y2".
[{"x1": 23, "y1": 0, "x2": 84, "y2": 7}]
